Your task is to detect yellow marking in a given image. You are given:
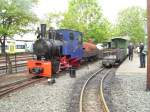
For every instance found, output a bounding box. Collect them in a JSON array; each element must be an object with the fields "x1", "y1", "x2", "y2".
[
  {"x1": 99, "y1": 70, "x2": 111, "y2": 112},
  {"x1": 79, "y1": 68, "x2": 104, "y2": 112},
  {"x1": 7, "y1": 42, "x2": 16, "y2": 54}
]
